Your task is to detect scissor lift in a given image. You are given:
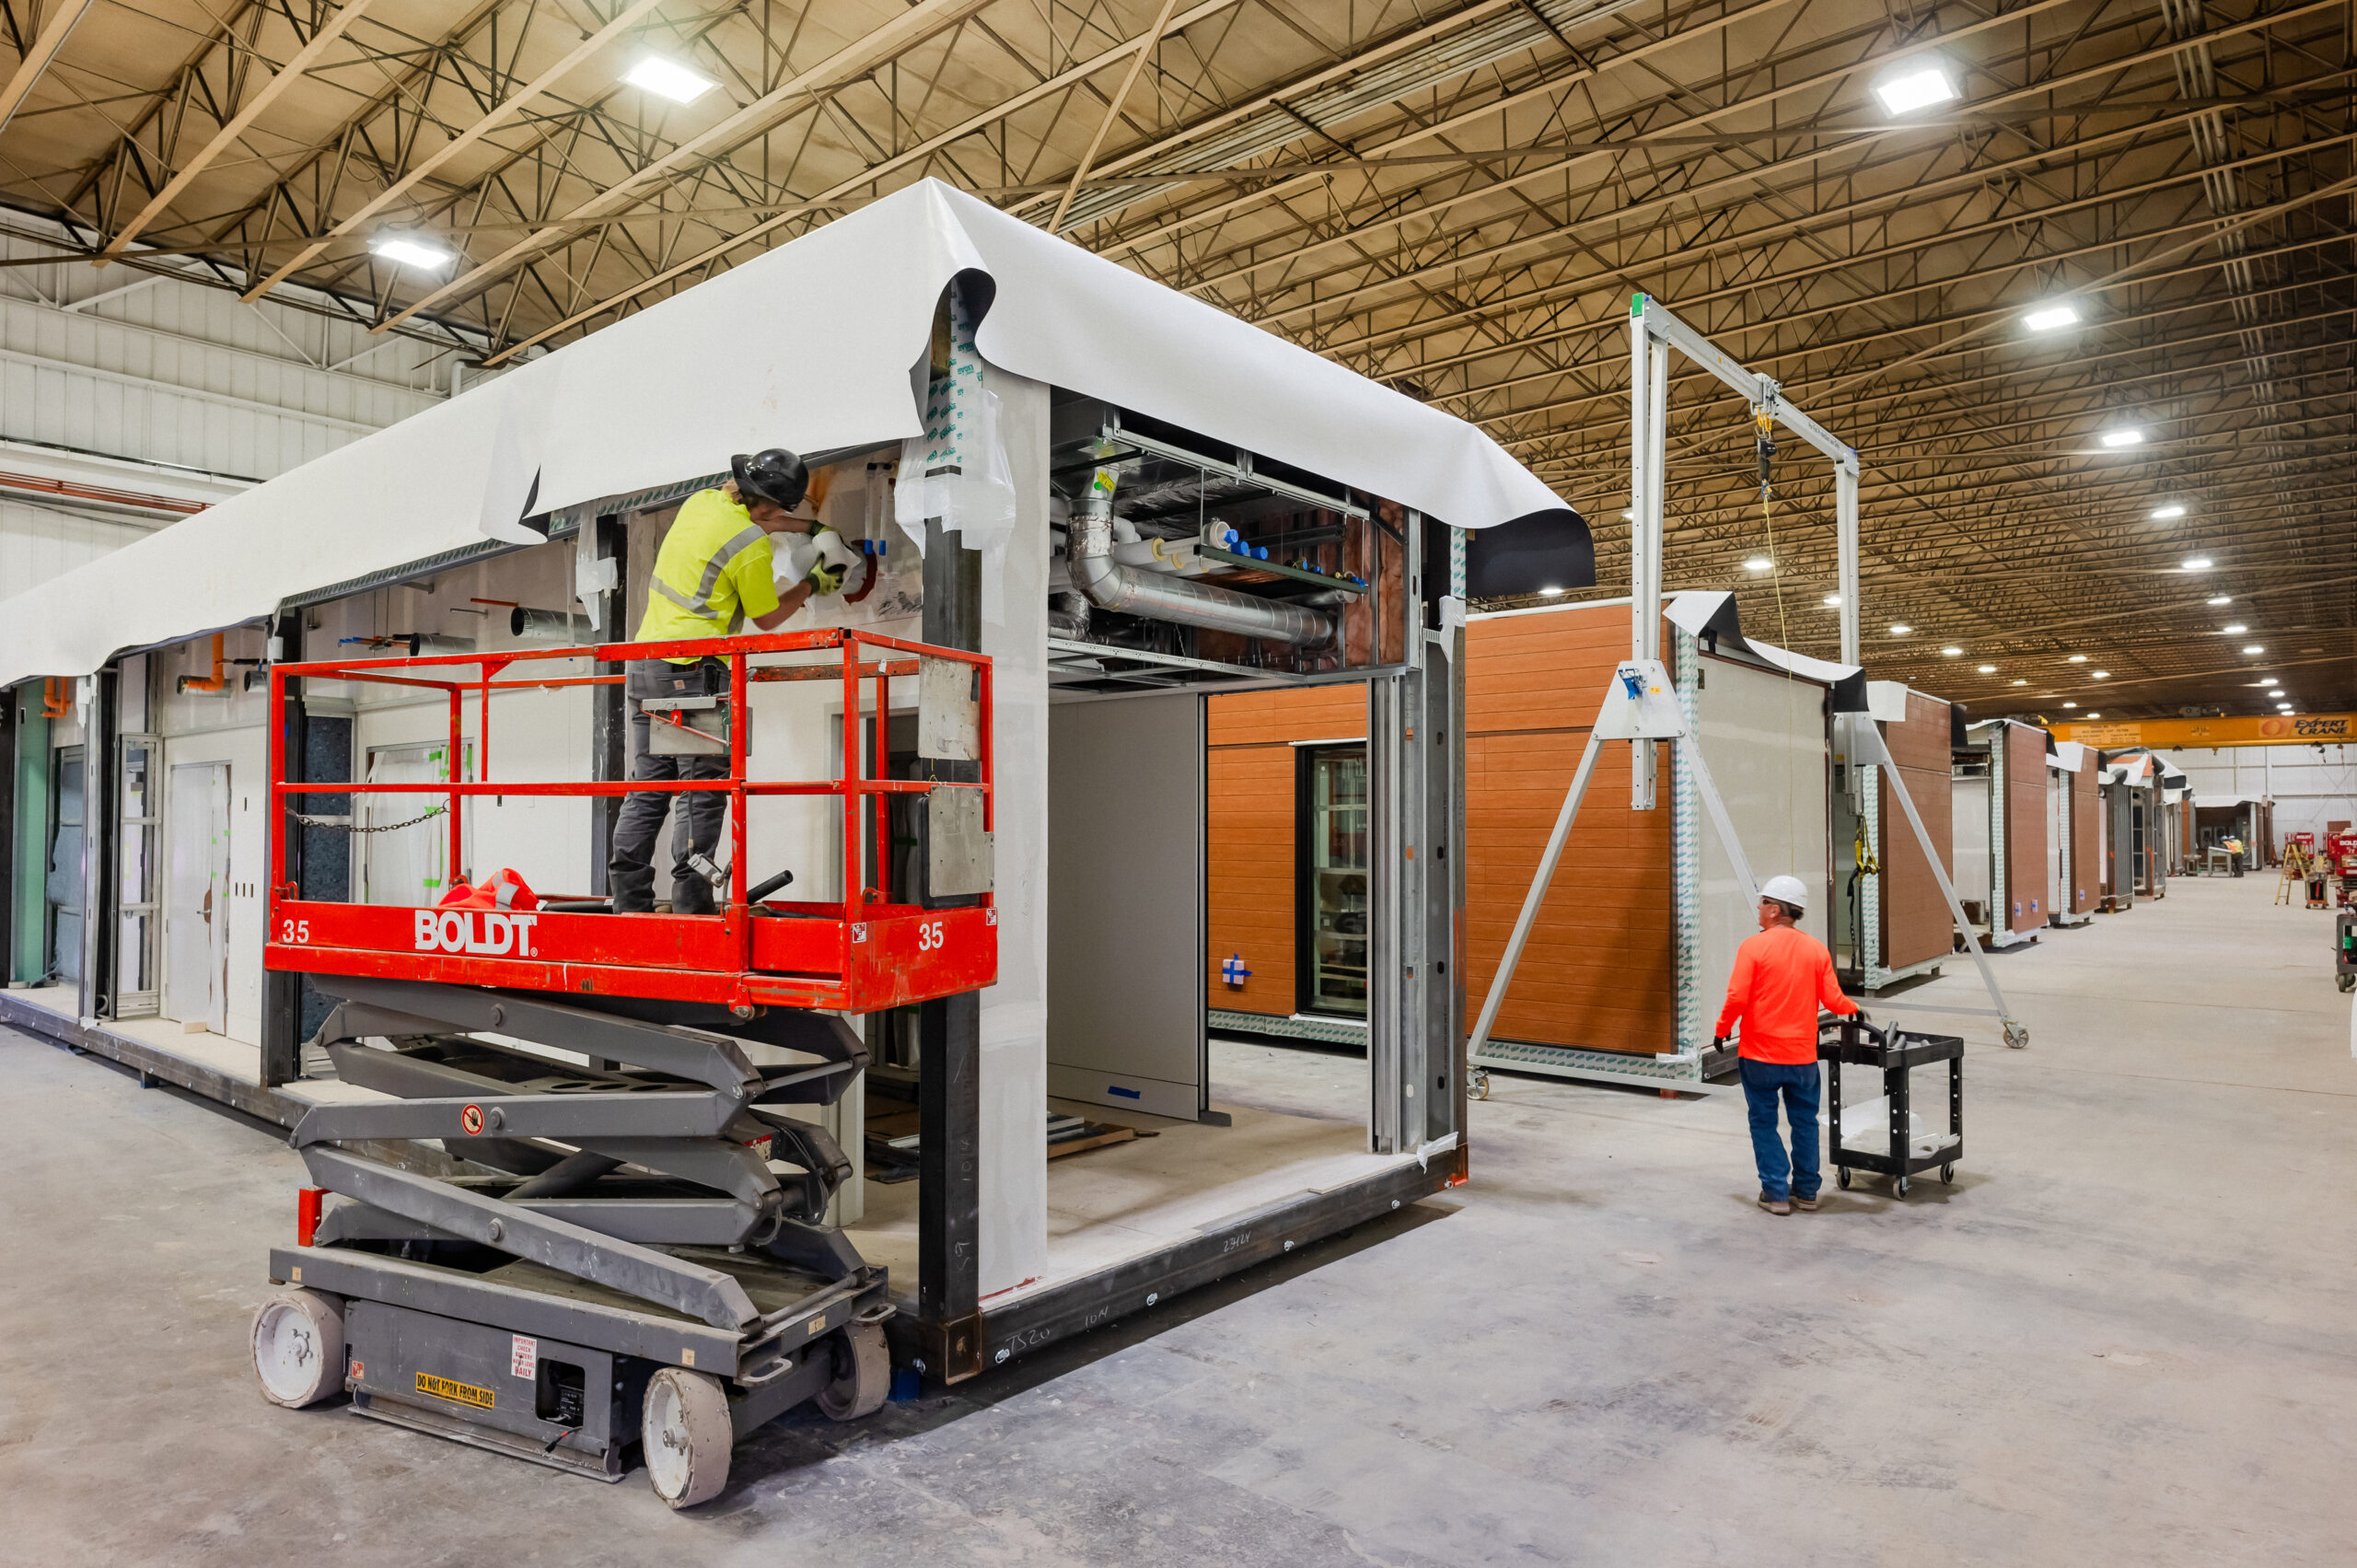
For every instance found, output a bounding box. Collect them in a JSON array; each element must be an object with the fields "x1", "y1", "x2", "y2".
[{"x1": 248, "y1": 629, "x2": 995, "y2": 1507}]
